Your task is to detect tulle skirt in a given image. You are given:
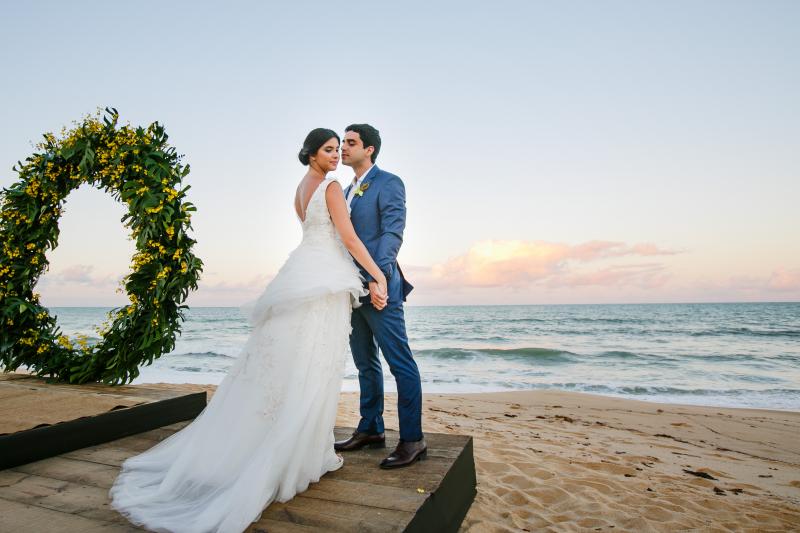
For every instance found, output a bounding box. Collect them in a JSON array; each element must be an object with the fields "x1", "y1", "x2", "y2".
[{"x1": 109, "y1": 288, "x2": 356, "y2": 533}]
